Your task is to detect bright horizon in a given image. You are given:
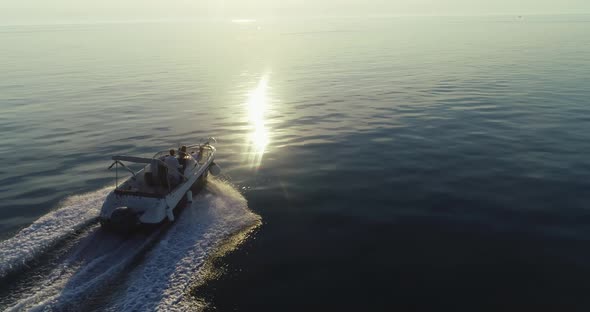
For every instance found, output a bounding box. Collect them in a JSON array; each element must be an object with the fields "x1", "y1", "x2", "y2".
[{"x1": 2, "y1": 0, "x2": 590, "y2": 24}]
